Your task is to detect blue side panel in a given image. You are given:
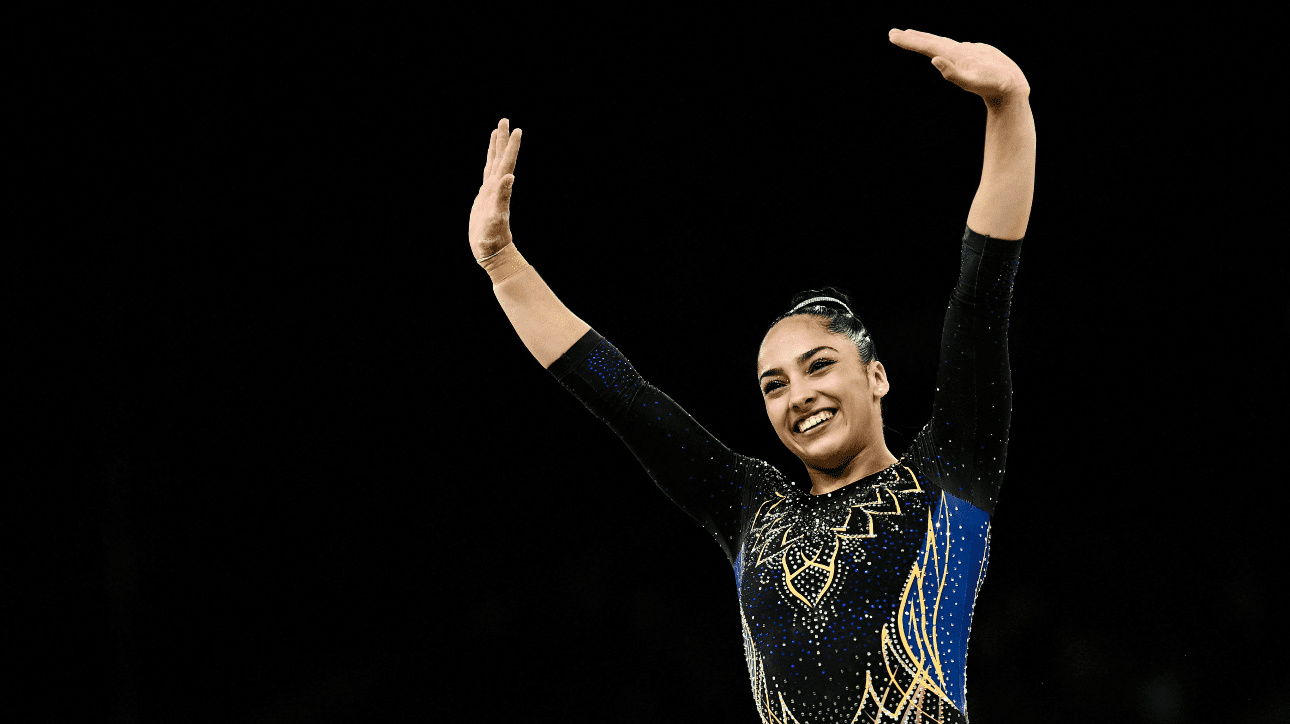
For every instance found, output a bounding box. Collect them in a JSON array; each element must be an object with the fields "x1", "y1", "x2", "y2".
[{"x1": 898, "y1": 490, "x2": 992, "y2": 712}]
